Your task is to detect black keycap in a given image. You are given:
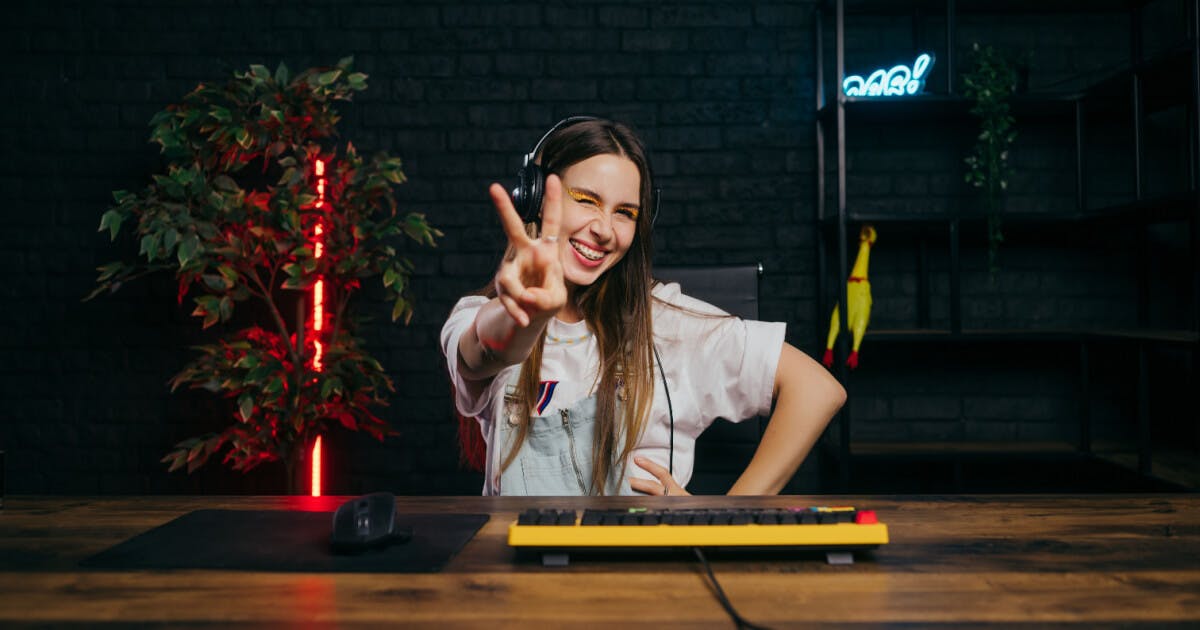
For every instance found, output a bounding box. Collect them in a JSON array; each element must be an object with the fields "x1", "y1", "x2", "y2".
[
  {"x1": 581, "y1": 510, "x2": 603, "y2": 526},
  {"x1": 518, "y1": 509, "x2": 540, "y2": 525},
  {"x1": 555, "y1": 510, "x2": 577, "y2": 525},
  {"x1": 755, "y1": 510, "x2": 781, "y2": 524},
  {"x1": 799, "y1": 511, "x2": 817, "y2": 525},
  {"x1": 709, "y1": 512, "x2": 733, "y2": 525}
]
